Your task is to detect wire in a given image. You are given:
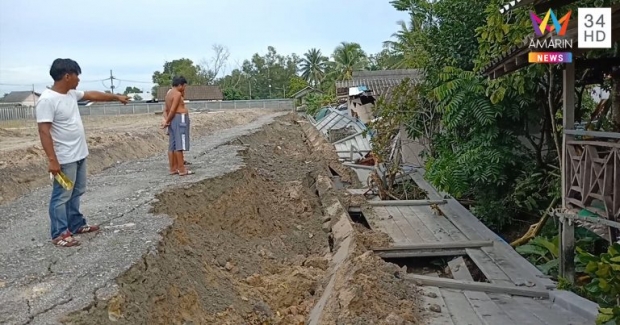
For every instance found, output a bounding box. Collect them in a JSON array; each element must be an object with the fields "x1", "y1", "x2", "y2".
[
  {"x1": 0, "y1": 79, "x2": 107, "y2": 87},
  {"x1": 115, "y1": 78, "x2": 154, "y2": 84}
]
